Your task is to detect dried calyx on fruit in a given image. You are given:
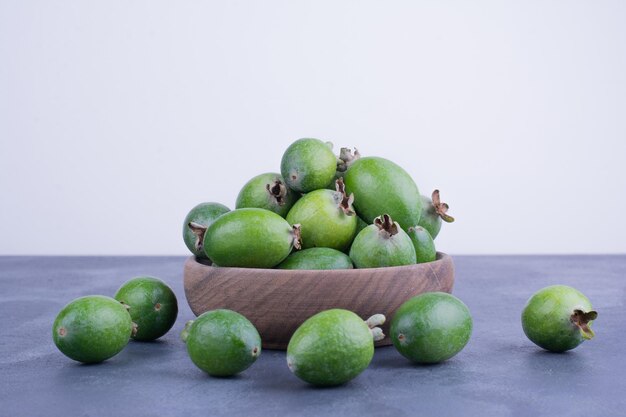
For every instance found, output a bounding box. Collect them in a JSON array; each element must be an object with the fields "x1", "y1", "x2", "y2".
[
  {"x1": 333, "y1": 178, "x2": 355, "y2": 216},
  {"x1": 266, "y1": 179, "x2": 289, "y2": 206},
  {"x1": 430, "y1": 190, "x2": 454, "y2": 223},
  {"x1": 336, "y1": 147, "x2": 361, "y2": 173}
]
